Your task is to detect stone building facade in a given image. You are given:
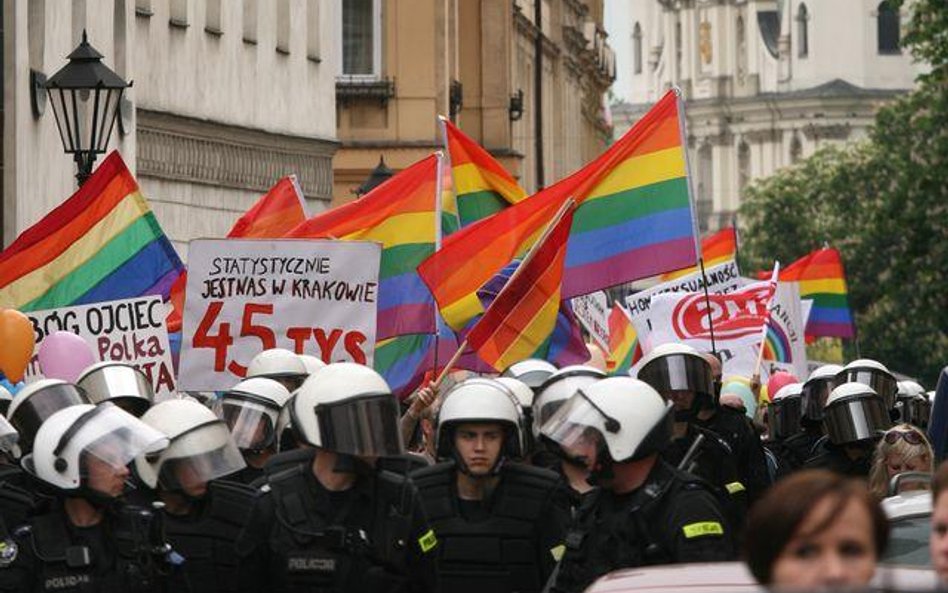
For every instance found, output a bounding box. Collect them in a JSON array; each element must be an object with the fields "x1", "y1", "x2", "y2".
[
  {"x1": 2, "y1": 0, "x2": 339, "y2": 256},
  {"x1": 333, "y1": 0, "x2": 616, "y2": 203},
  {"x1": 606, "y1": 0, "x2": 922, "y2": 231}
]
